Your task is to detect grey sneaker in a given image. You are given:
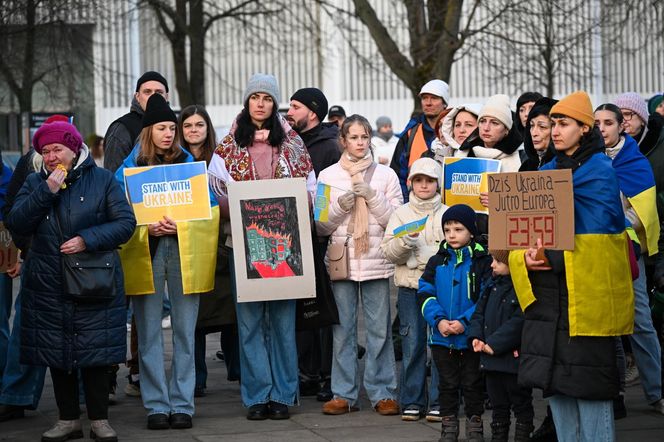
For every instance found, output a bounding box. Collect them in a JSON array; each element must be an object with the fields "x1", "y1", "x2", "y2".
[
  {"x1": 90, "y1": 420, "x2": 117, "y2": 442},
  {"x1": 41, "y1": 419, "x2": 83, "y2": 442},
  {"x1": 652, "y1": 398, "x2": 664, "y2": 415},
  {"x1": 625, "y1": 364, "x2": 640, "y2": 386}
]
